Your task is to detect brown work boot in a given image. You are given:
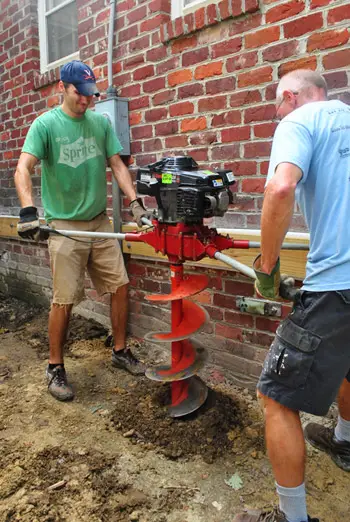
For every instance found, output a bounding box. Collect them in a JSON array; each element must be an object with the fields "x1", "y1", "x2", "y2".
[
  {"x1": 46, "y1": 365, "x2": 74, "y2": 401},
  {"x1": 305, "y1": 422, "x2": 350, "y2": 472},
  {"x1": 232, "y1": 507, "x2": 318, "y2": 521}
]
